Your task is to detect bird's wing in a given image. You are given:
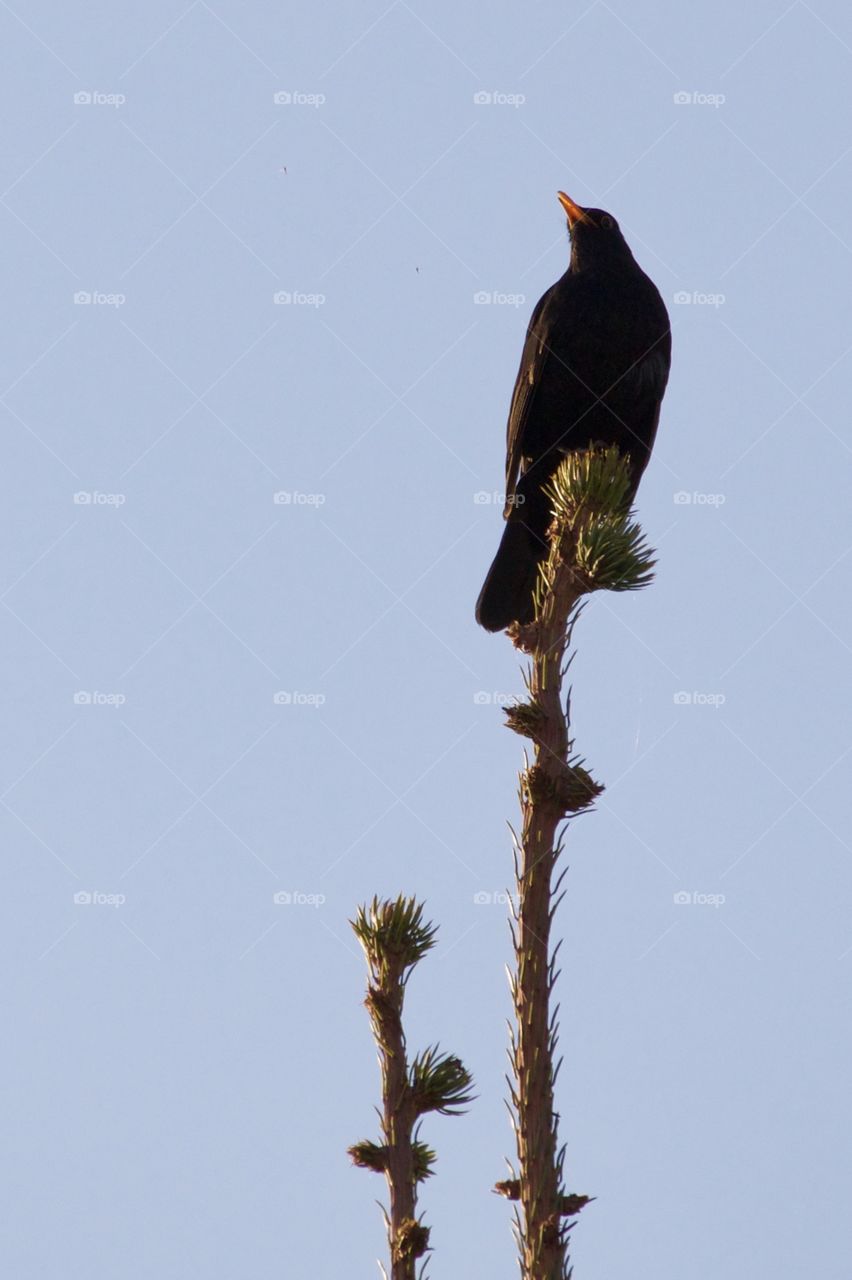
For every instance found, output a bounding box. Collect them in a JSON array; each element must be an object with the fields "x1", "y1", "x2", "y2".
[
  {"x1": 503, "y1": 286, "x2": 557, "y2": 517},
  {"x1": 610, "y1": 331, "x2": 671, "y2": 461},
  {"x1": 628, "y1": 334, "x2": 671, "y2": 402},
  {"x1": 503, "y1": 288, "x2": 671, "y2": 513}
]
